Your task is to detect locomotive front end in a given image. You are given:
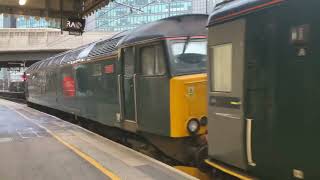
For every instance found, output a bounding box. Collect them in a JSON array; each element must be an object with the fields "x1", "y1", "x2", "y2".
[
  {"x1": 170, "y1": 73, "x2": 207, "y2": 137},
  {"x1": 167, "y1": 37, "x2": 208, "y2": 138}
]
